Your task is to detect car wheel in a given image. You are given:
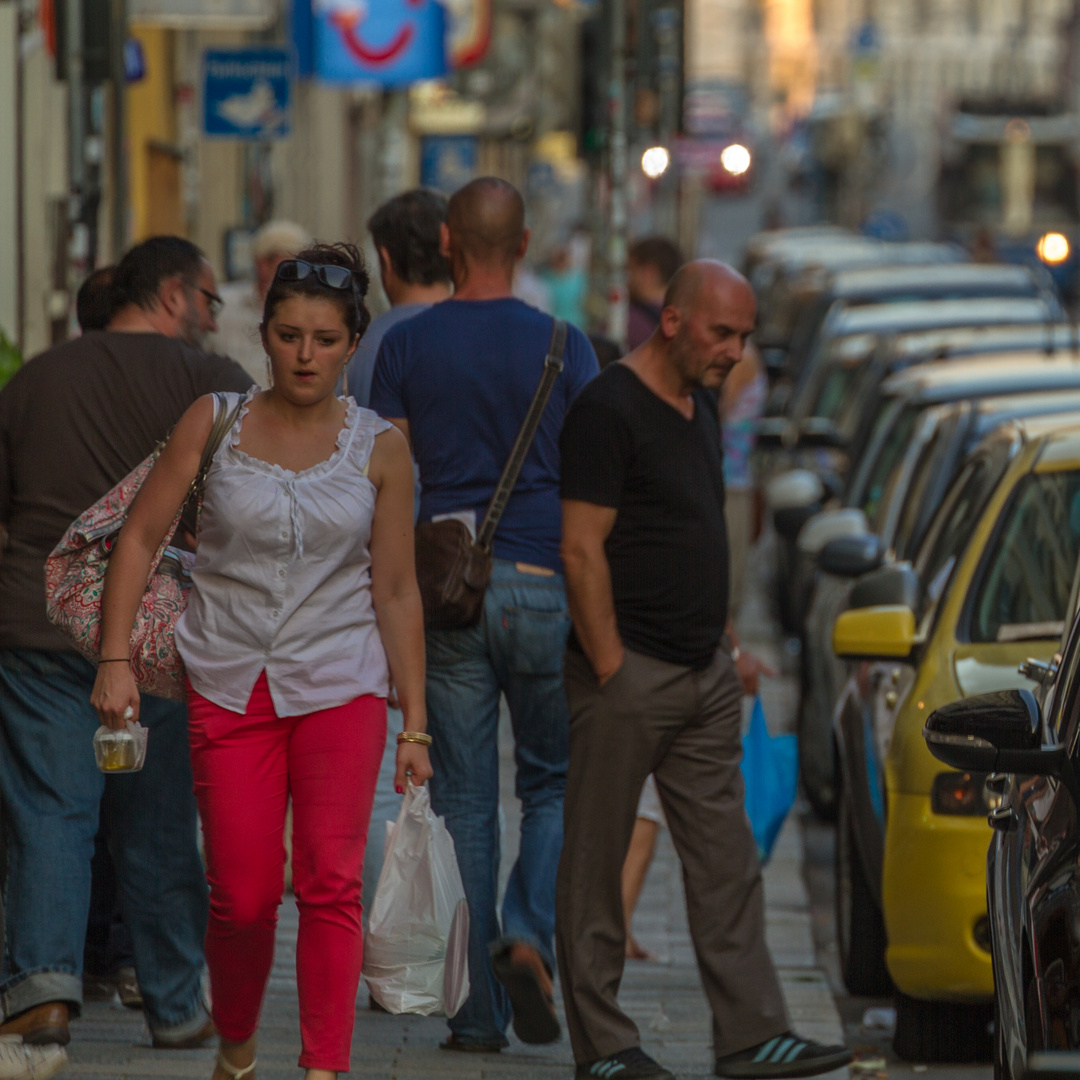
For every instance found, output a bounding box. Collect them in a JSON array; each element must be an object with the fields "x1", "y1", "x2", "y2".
[
  {"x1": 835, "y1": 791, "x2": 890, "y2": 996},
  {"x1": 893, "y1": 993, "x2": 993, "y2": 1063}
]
